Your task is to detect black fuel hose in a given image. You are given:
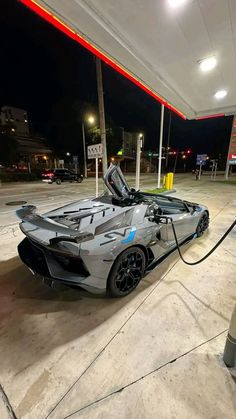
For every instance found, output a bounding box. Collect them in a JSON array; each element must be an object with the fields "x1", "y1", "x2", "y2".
[{"x1": 170, "y1": 217, "x2": 236, "y2": 266}]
